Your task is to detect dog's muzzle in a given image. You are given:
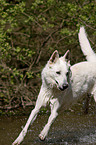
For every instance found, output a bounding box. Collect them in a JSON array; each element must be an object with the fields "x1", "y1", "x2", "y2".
[
  {"x1": 55, "y1": 80, "x2": 68, "y2": 91},
  {"x1": 59, "y1": 84, "x2": 68, "y2": 91}
]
